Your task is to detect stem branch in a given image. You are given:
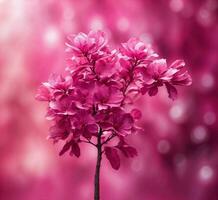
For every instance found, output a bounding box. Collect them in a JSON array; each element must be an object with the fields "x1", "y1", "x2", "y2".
[
  {"x1": 94, "y1": 129, "x2": 103, "y2": 200},
  {"x1": 80, "y1": 139, "x2": 97, "y2": 147}
]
